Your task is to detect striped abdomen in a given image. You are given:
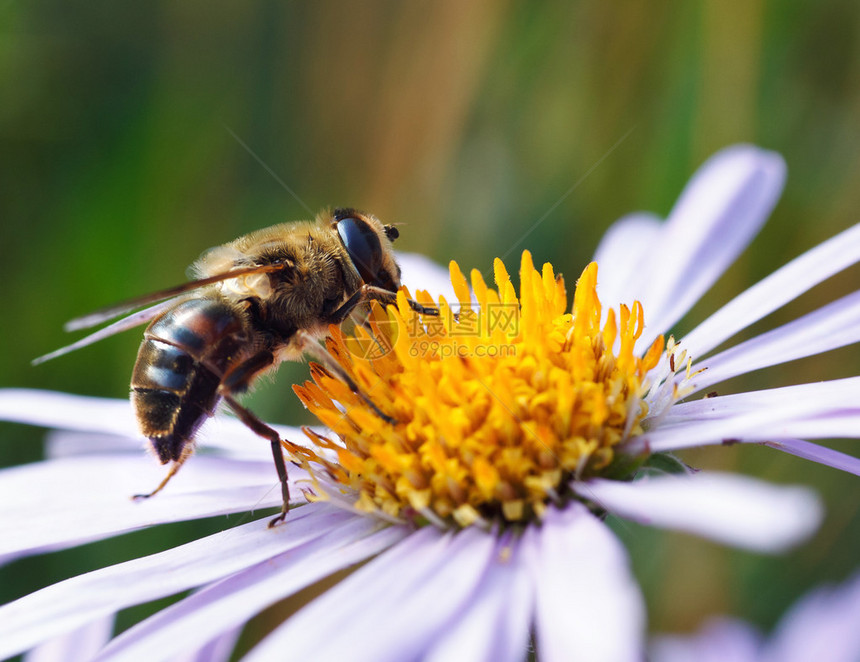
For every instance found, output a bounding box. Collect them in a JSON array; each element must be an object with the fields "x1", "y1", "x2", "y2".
[{"x1": 131, "y1": 297, "x2": 247, "y2": 464}]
